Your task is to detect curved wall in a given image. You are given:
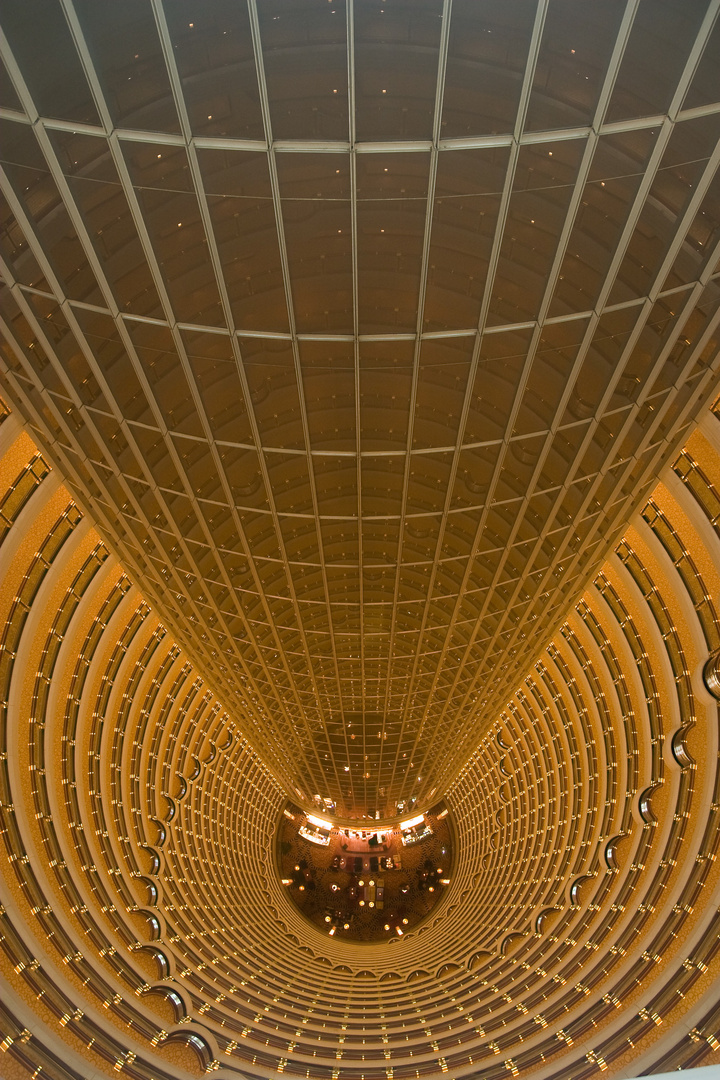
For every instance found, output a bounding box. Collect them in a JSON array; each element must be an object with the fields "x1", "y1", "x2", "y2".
[{"x1": 3, "y1": 397, "x2": 720, "y2": 1078}]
